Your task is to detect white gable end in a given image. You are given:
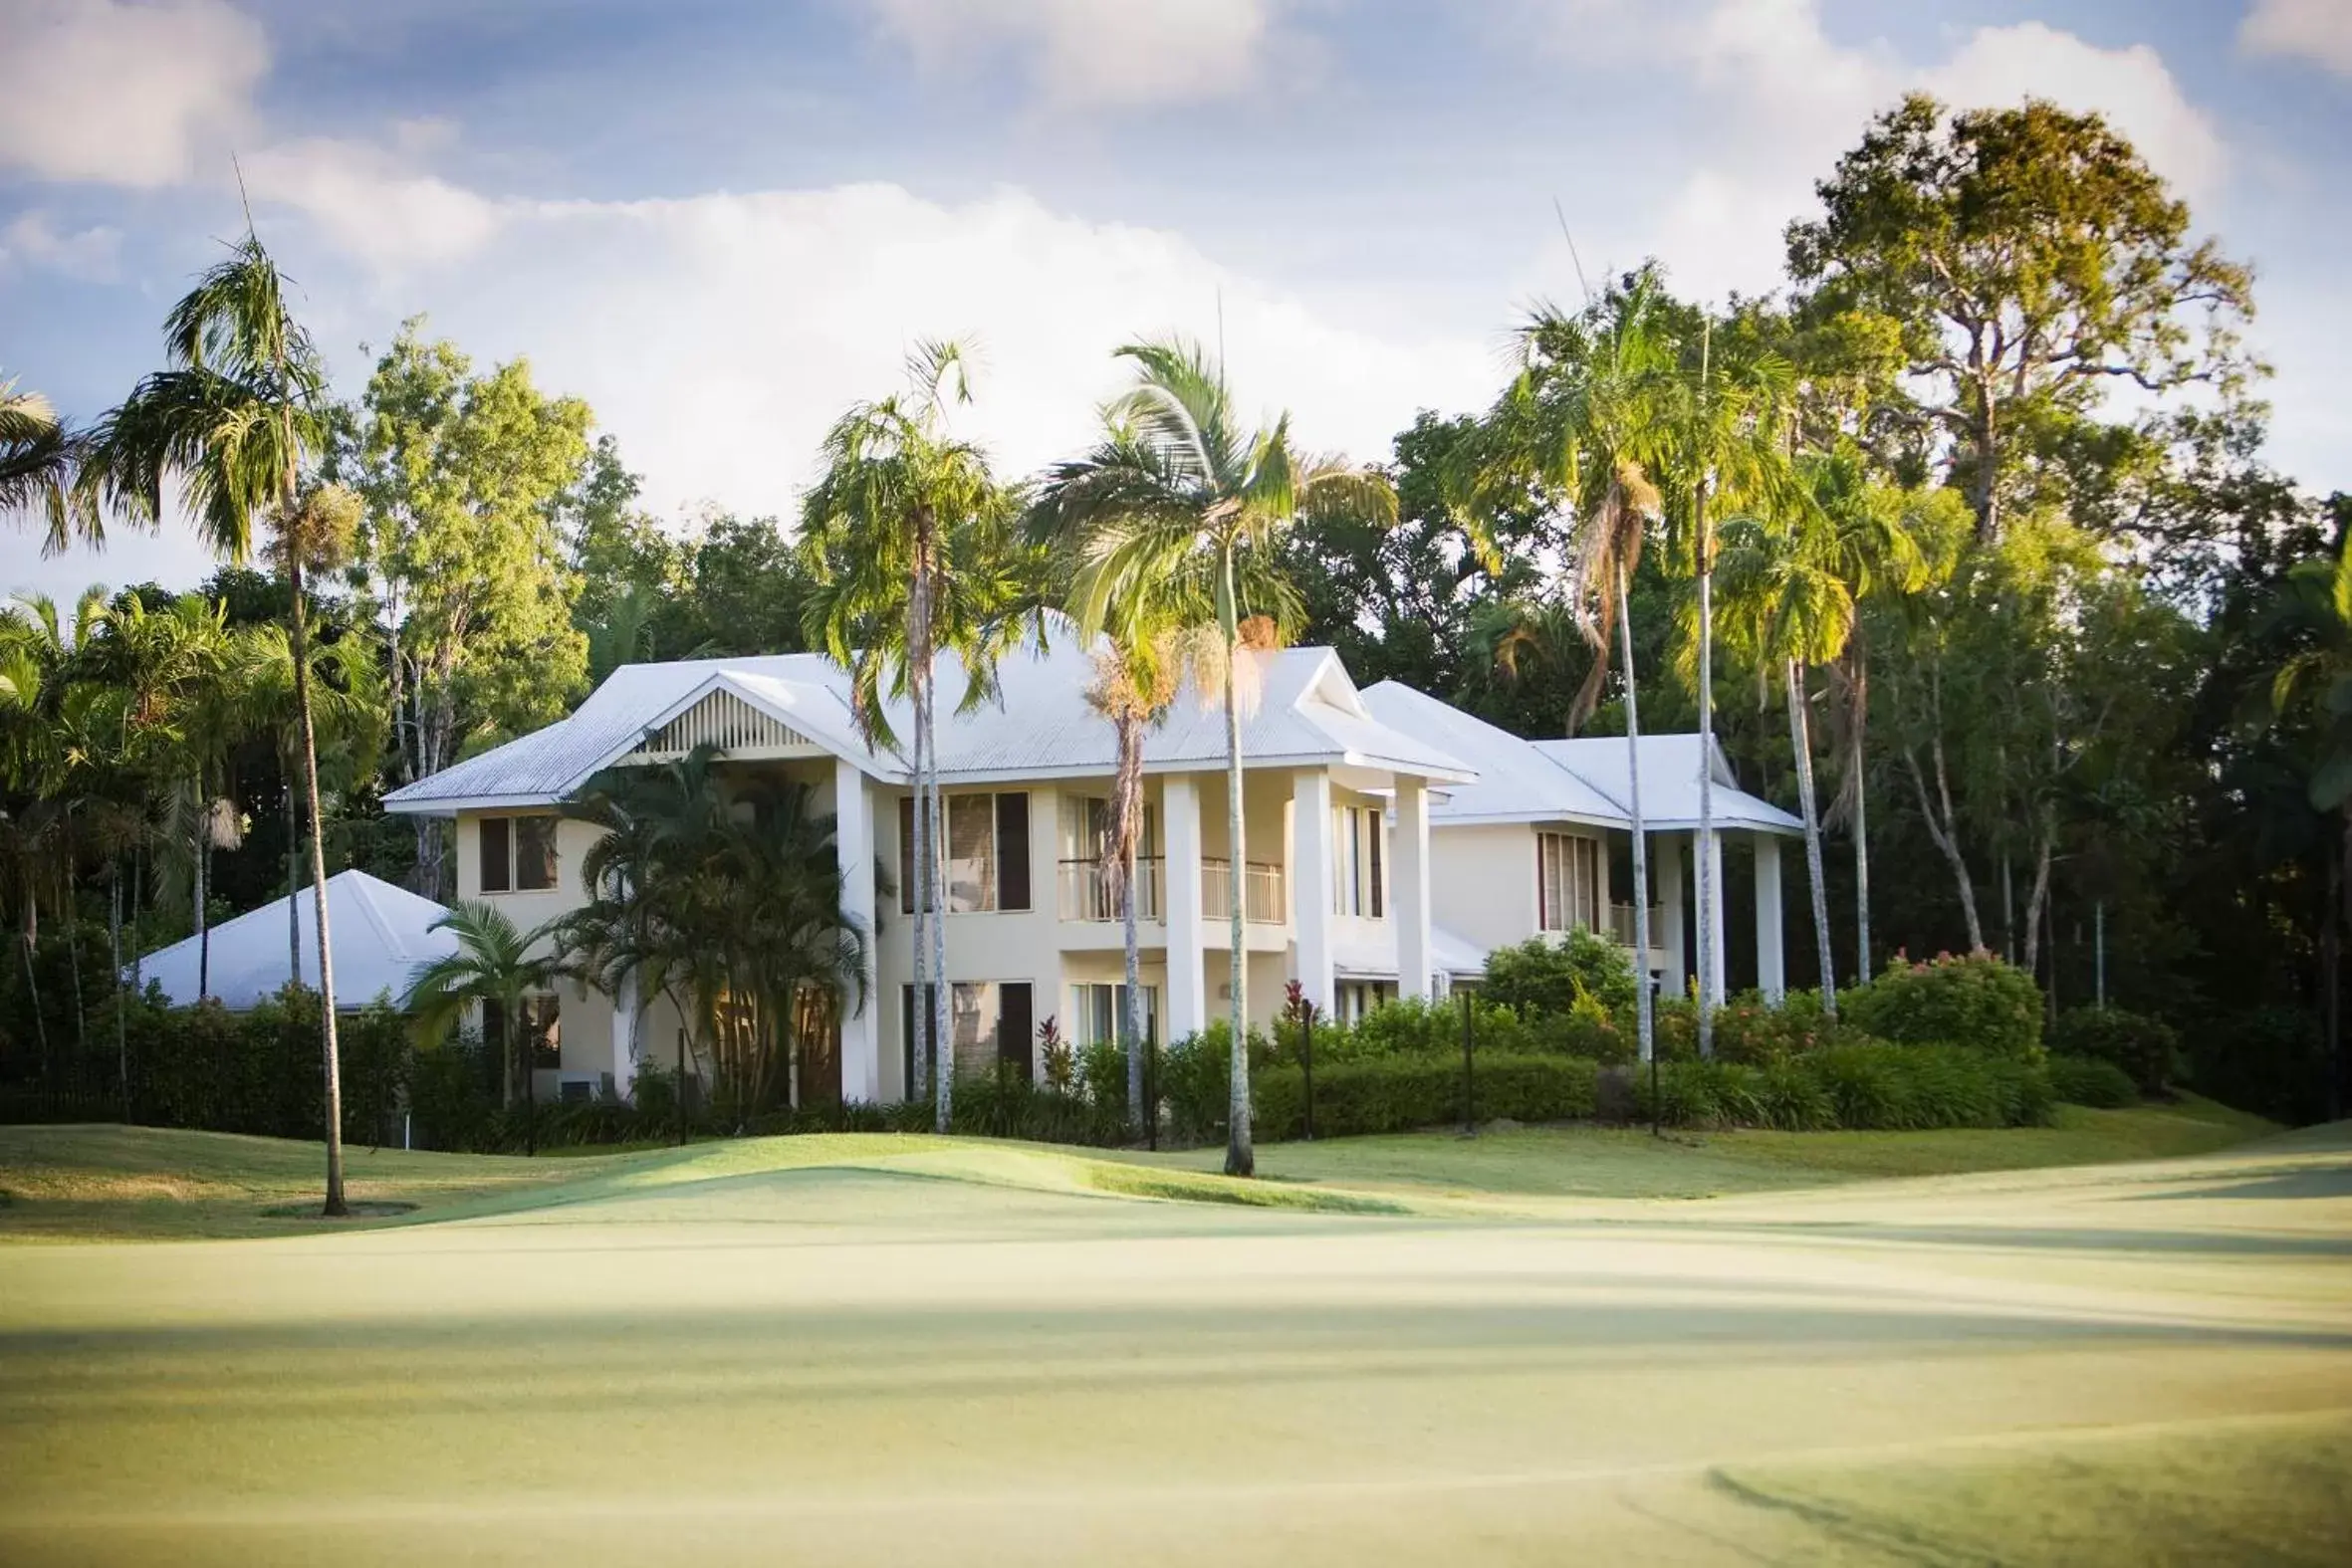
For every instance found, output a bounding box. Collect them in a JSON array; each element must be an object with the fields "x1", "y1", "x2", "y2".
[{"x1": 630, "y1": 687, "x2": 824, "y2": 762}]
